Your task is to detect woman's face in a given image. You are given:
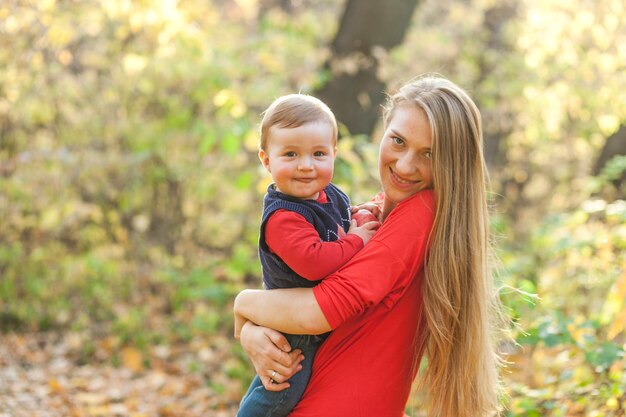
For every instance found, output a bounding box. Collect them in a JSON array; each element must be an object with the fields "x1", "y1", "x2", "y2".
[{"x1": 379, "y1": 104, "x2": 433, "y2": 205}]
